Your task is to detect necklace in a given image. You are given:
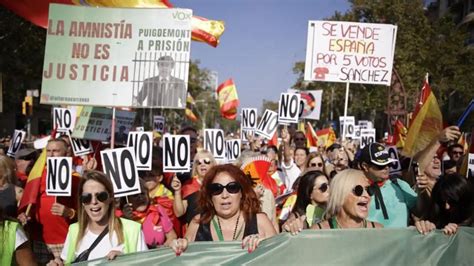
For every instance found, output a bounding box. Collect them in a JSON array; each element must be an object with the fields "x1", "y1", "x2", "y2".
[
  {"x1": 334, "y1": 217, "x2": 366, "y2": 229},
  {"x1": 214, "y1": 211, "x2": 241, "y2": 241}
]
